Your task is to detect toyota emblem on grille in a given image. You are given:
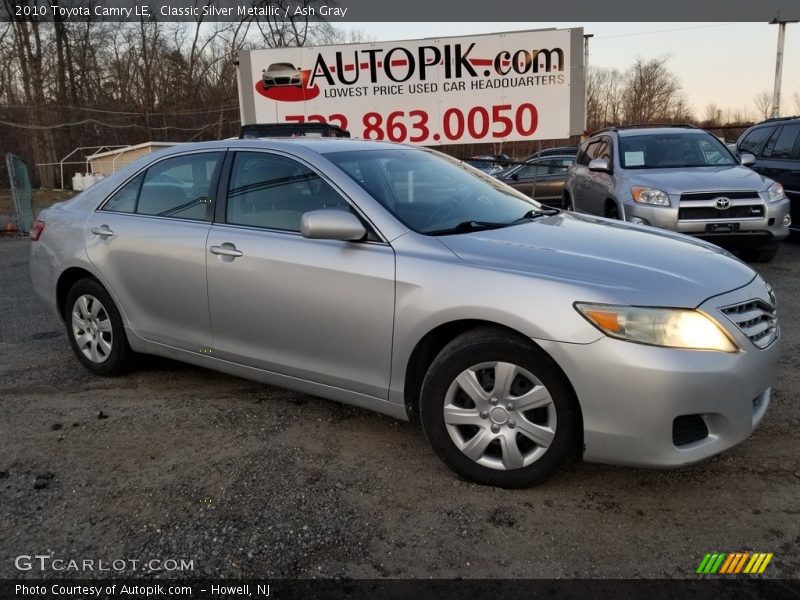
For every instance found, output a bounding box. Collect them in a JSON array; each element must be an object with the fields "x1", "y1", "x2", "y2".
[{"x1": 713, "y1": 197, "x2": 731, "y2": 210}]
